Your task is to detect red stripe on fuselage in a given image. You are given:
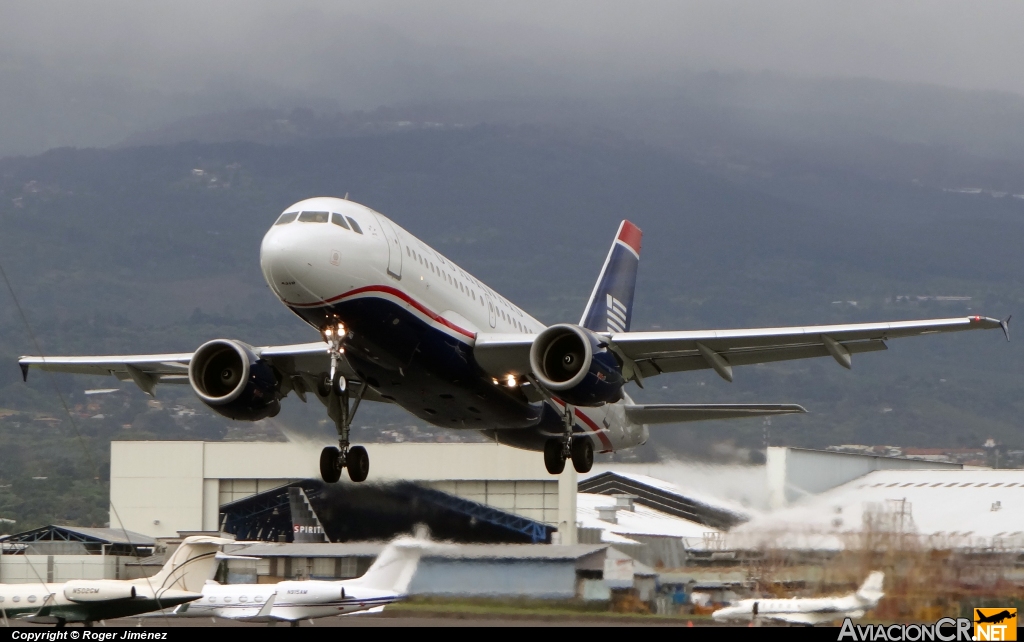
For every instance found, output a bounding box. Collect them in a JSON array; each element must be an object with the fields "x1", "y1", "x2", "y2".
[
  {"x1": 283, "y1": 285, "x2": 477, "y2": 340},
  {"x1": 617, "y1": 220, "x2": 643, "y2": 256},
  {"x1": 552, "y1": 398, "x2": 615, "y2": 452}
]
